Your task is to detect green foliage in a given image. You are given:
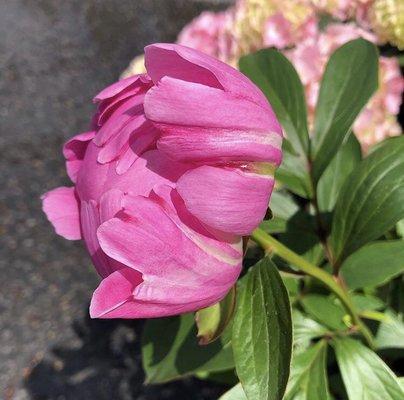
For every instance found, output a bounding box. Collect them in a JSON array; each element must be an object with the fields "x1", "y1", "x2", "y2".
[
  {"x1": 330, "y1": 136, "x2": 404, "y2": 264},
  {"x1": 239, "y1": 48, "x2": 309, "y2": 156},
  {"x1": 311, "y1": 38, "x2": 378, "y2": 182},
  {"x1": 284, "y1": 340, "x2": 330, "y2": 400},
  {"x1": 260, "y1": 191, "x2": 299, "y2": 234},
  {"x1": 317, "y1": 134, "x2": 362, "y2": 212},
  {"x1": 141, "y1": 39, "x2": 404, "y2": 400},
  {"x1": 219, "y1": 383, "x2": 247, "y2": 400},
  {"x1": 239, "y1": 49, "x2": 312, "y2": 198},
  {"x1": 333, "y1": 337, "x2": 404, "y2": 399},
  {"x1": 341, "y1": 240, "x2": 404, "y2": 289},
  {"x1": 142, "y1": 313, "x2": 234, "y2": 383},
  {"x1": 292, "y1": 310, "x2": 329, "y2": 353},
  {"x1": 300, "y1": 294, "x2": 347, "y2": 331},
  {"x1": 196, "y1": 286, "x2": 236, "y2": 345},
  {"x1": 375, "y1": 310, "x2": 404, "y2": 349},
  {"x1": 232, "y1": 258, "x2": 292, "y2": 400}
]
